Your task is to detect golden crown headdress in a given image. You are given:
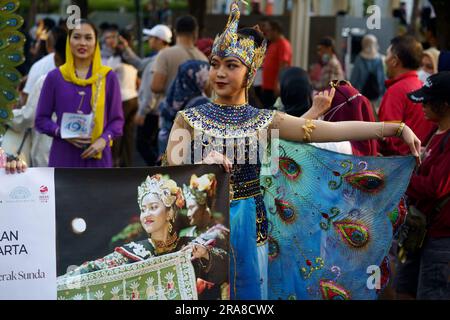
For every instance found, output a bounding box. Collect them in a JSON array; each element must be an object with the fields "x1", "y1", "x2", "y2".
[
  {"x1": 138, "y1": 174, "x2": 185, "y2": 209},
  {"x1": 211, "y1": 0, "x2": 267, "y2": 88}
]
